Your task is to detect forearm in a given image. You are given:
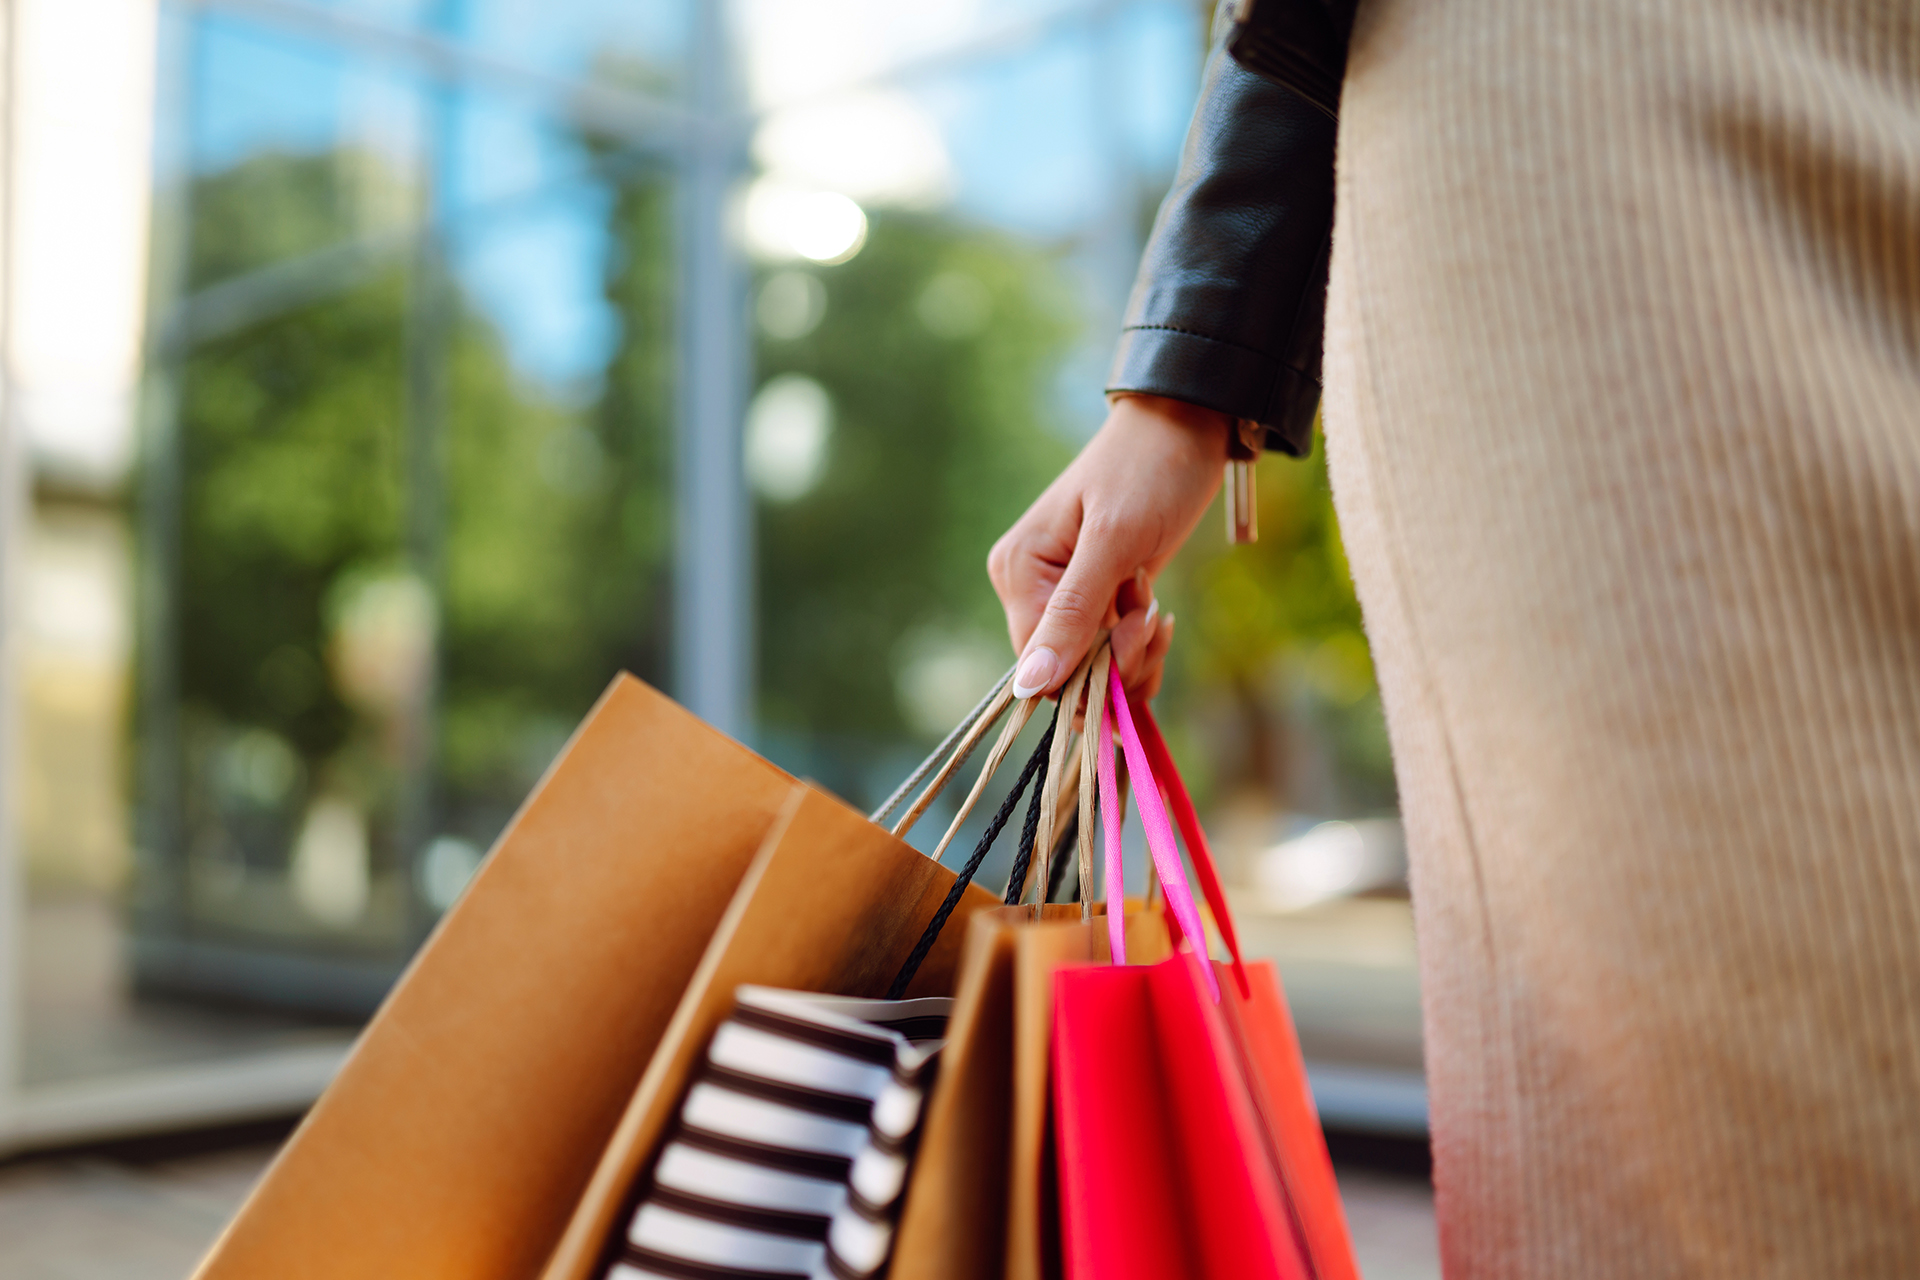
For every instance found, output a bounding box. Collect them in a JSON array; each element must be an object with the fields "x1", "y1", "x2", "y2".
[{"x1": 1106, "y1": 0, "x2": 1340, "y2": 458}]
